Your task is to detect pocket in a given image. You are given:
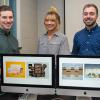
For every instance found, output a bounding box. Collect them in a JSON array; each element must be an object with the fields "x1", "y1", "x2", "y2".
[{"x1": 49, "y1": 42, "x2": 60, "y2": 54}]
